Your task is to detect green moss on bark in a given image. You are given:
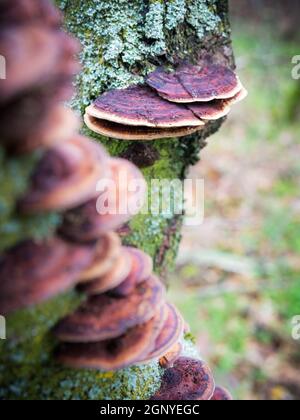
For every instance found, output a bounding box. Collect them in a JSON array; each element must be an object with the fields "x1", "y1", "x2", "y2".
[{"x1": 0, "y1": 148, "x2": 61, "y2": 253}]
